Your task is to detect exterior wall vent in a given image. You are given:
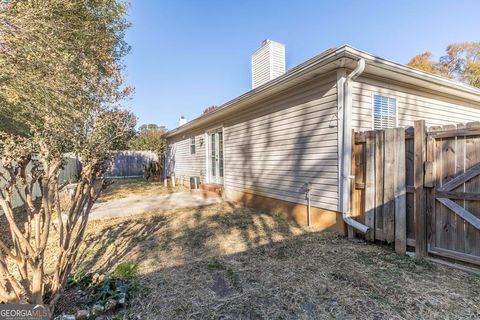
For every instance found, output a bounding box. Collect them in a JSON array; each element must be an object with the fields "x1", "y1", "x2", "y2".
[{"x1": 251, "y1": 40, "x2": 286, "y2": 89}]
